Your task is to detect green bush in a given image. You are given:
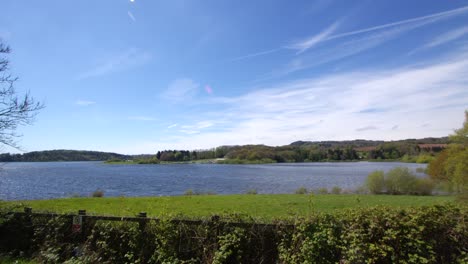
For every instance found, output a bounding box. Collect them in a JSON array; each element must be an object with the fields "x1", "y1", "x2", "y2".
[
  {"x1": 184, "y1": 189, "x2": 194, "y2": 196},
  {"x1": 278, "y1": 205, "x2": 467, "y2": 264},
  {"x1": 416, "y1": 154, "x2": 435, "y2": 164},
  {"x1": 331, "y1": 186, "x2": 341, "y2": 194},
  {"x1": 295, "y1": 187, "x2": 308, "y2": 194},
  {"x1": 366, "y1": 167, "x2": 435, "y2": 195},
  {"x1": 136, "y1": 157, "x2": 160, "y2": 164},
  {"x1": 1, "y1": 205, "x2": 467, "y2": 263},
  {"x1": 401, "y1": 154, "x2": 417, "y2": 163},
  {"x1": 414, "y1": 178, "x2": 435, "y2": 195},
  {"x1": 245, "y1": 189, "x2": 258, "y2": 195},
  {"x1": 91, "y1": 189, "x2": 104, "y2": 198},
  {"x1": 385, "y1": 167, "x2": 418, "y2": 195},
  {"x1": 366, "y1": 170, "x2": 385, "y2": 194},
  {"x1": 317, "y1": 188, "x2": 328, "y2": 194}
]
